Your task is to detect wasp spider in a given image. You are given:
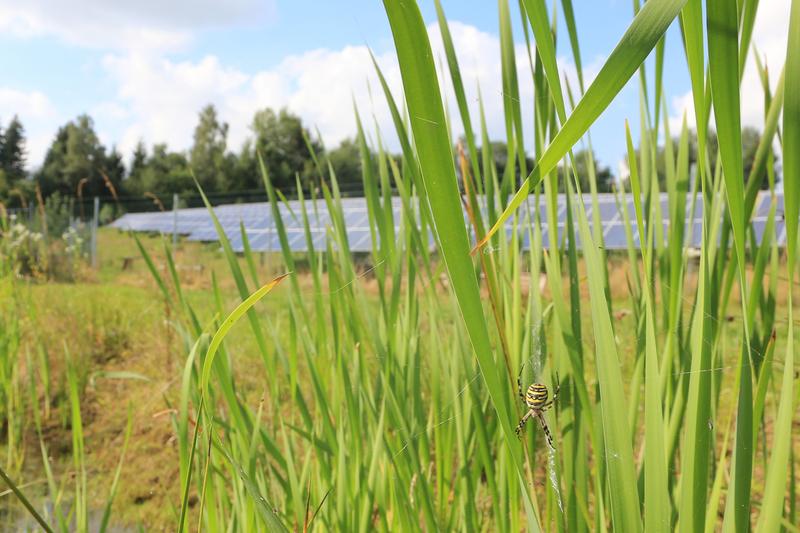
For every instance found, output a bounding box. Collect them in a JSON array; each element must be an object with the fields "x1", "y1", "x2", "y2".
[{"x1": 515, "y1": 365, "x2": 559, "y2": 448}]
